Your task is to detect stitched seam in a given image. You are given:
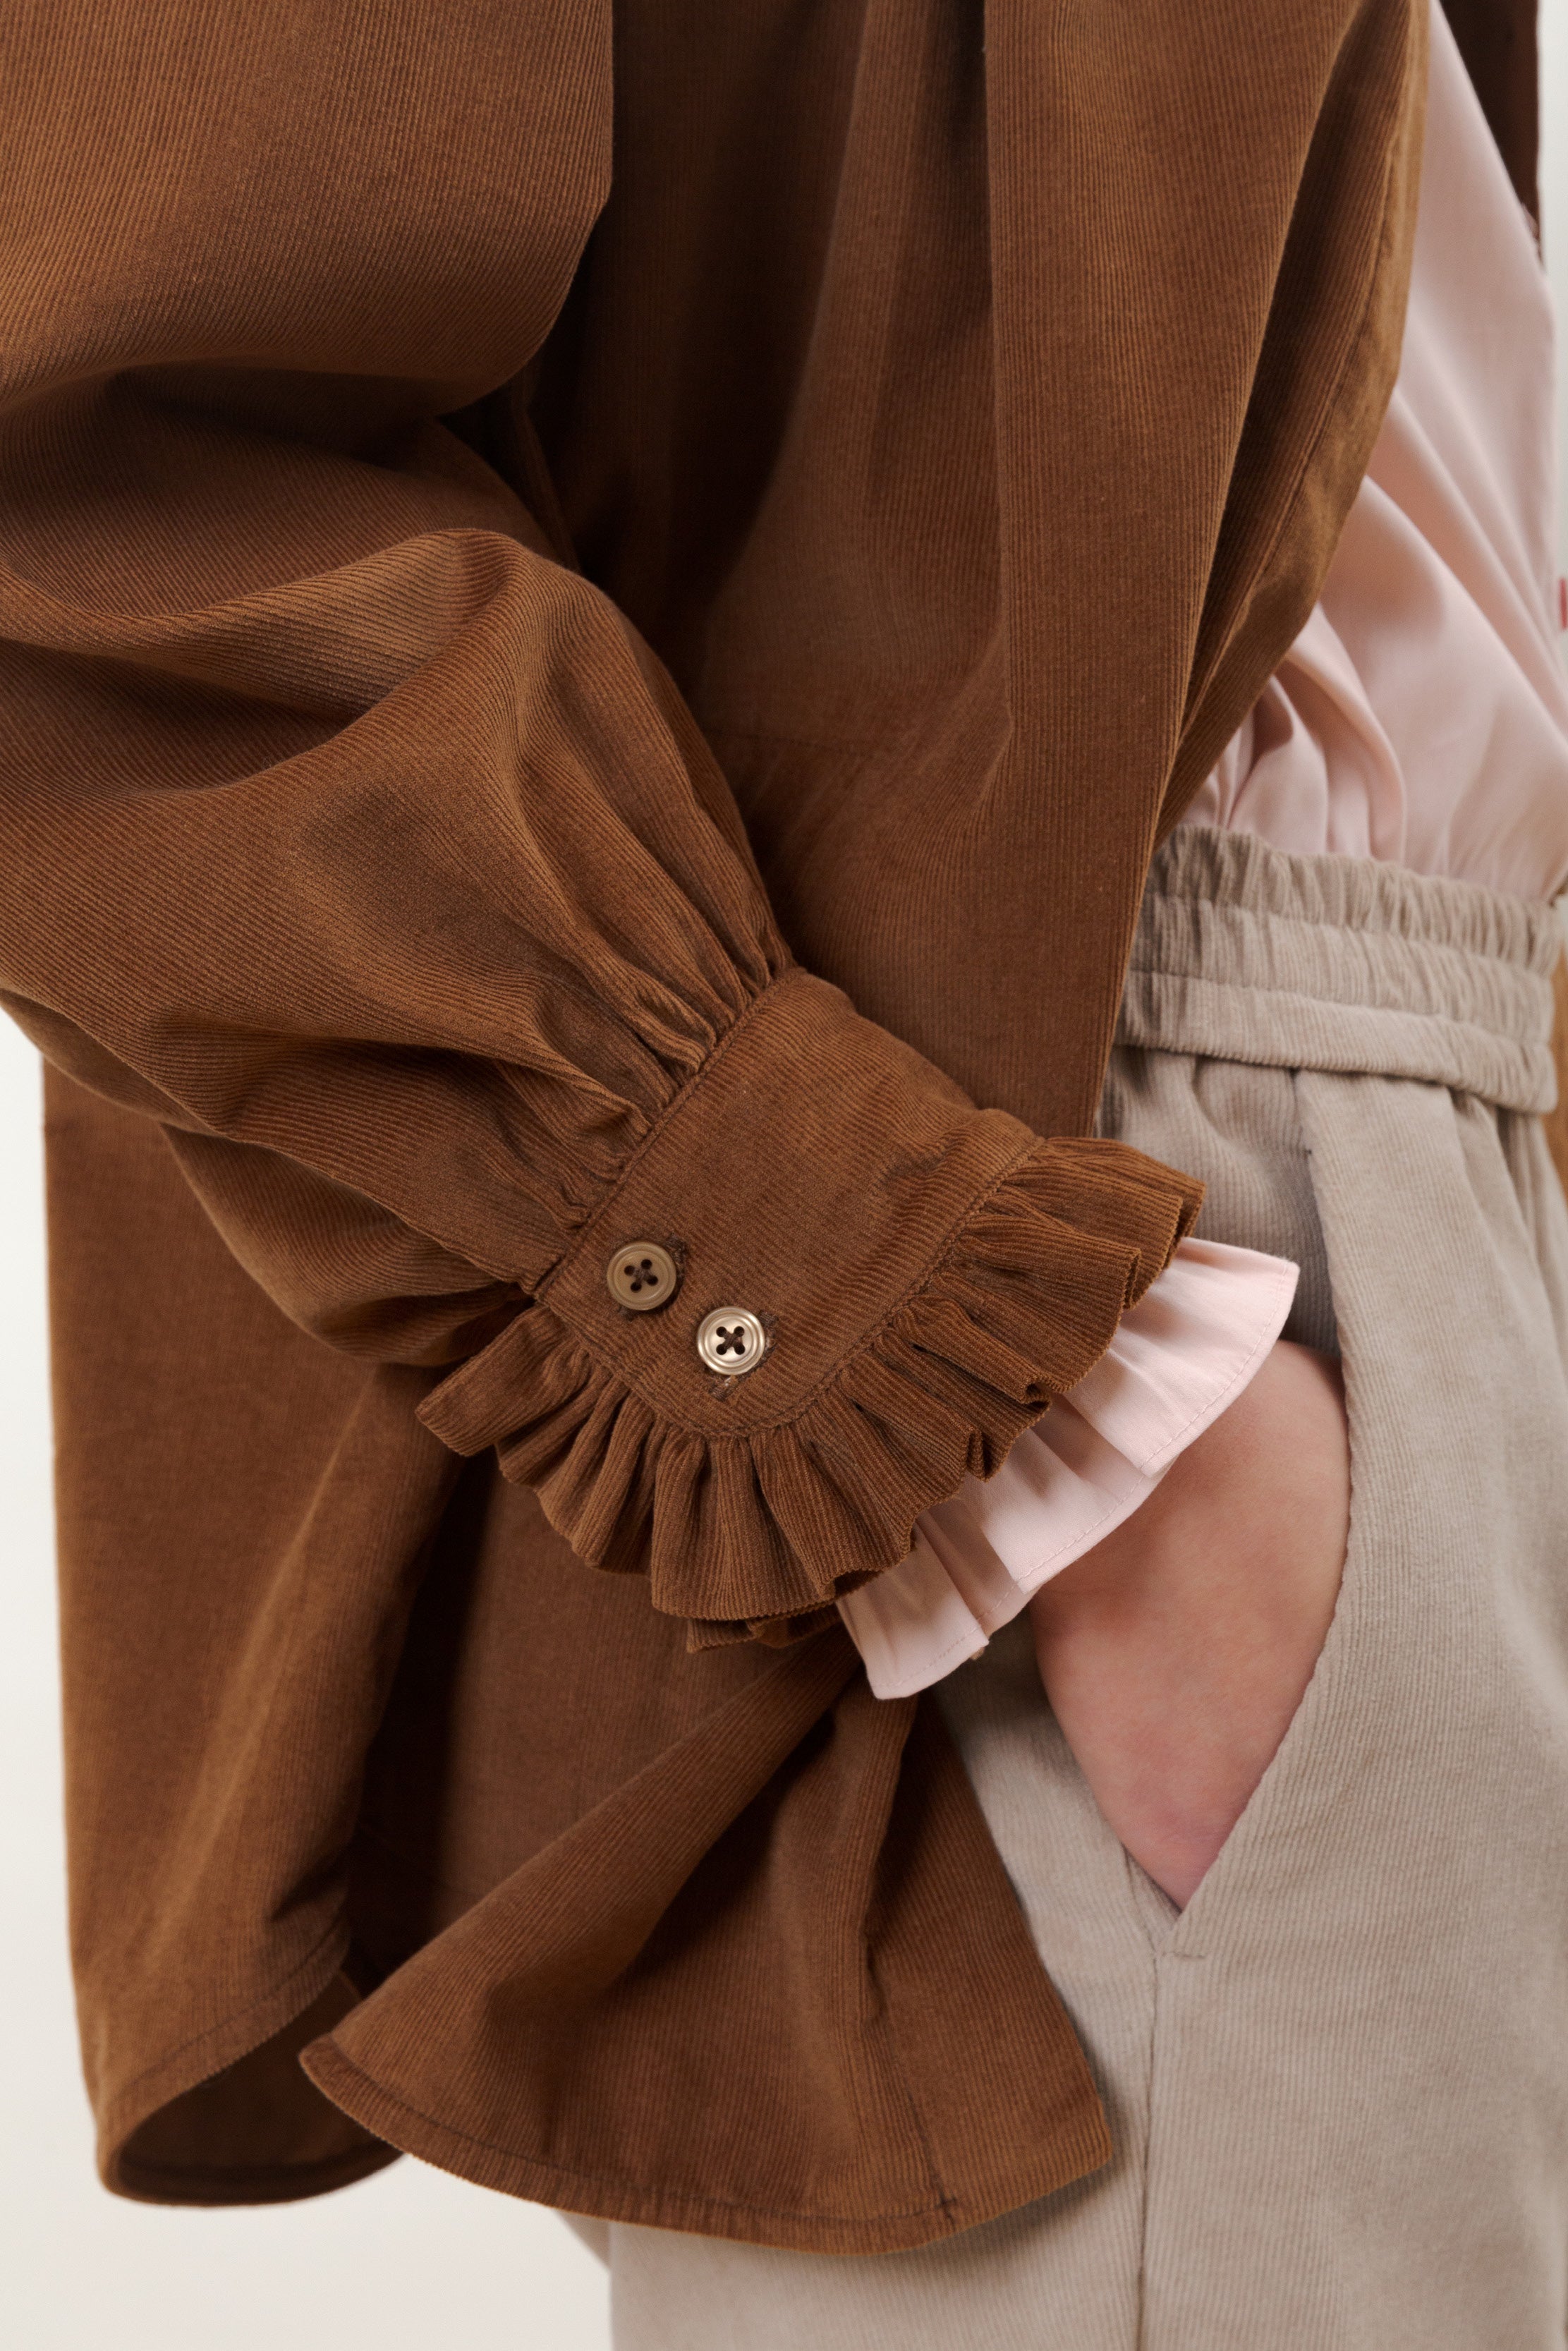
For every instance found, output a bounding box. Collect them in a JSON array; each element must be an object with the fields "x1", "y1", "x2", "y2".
[
  {"x1": 543, "y1": 1132, "x2": 1049, "y2": 1440},
  {"x1": 1128, "y1": 954, "x2": 1549, "y2": 1011},
  {"x1": 1128, "y1": 916, "x2": 1561, "y2": 1011},
  {"x1": 536, "y1": 964, "x2": 805, "y2": 1308},
  {"x1": 1121, "y1": 975, "x2": 1550, "y2": 1058},
  {"x1": 1125, "y1": 1256, "x2": 1297, "y2": 1474},
  {"x1": 109, "y1": 1918, "x2": 349, "y2": 2103},
  {"x1": 1131, "y1": 901, "x2": 1552, "y2": 985},
  {"x1": 1137, "y1": 859, "x2": 1559, "y2": 975},
  {"x1": 311, "y1": 2046, "x2": 958, "y2": 2228},
  {"x1": 862, "y1": 1614, "x2": 991, "y2": 1687},
  {"x1": 864, "y1": 1973, "x2": 957, "y2": 2231},
  {"x1": 116, "y1": 2146, "x2": 386, "y2": 2189},
  {"x1": 1138, "y1": 877, "x2": 1555, "y2": 942}
]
